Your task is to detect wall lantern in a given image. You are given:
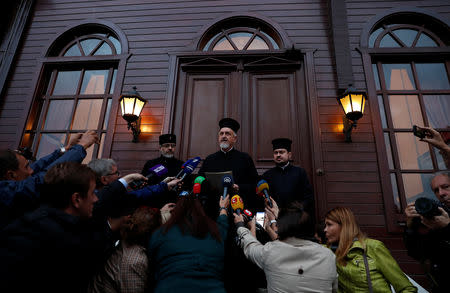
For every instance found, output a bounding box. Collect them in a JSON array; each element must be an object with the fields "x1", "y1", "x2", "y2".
[
  {"x1": 119, "y1": 86, "x2": 147, "y2": 142},
  {"x1": 337, "y1": 86, "x2": 367, "y2": 142}
]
